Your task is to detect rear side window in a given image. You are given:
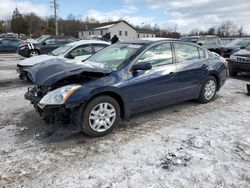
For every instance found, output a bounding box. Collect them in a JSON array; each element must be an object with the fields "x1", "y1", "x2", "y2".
[
  {"x1": 137, "y1": 42, "x2": 173, "y2": 67},
  {"x1": 175, "y1": 43, "x2": 201, "y2": 62}
]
